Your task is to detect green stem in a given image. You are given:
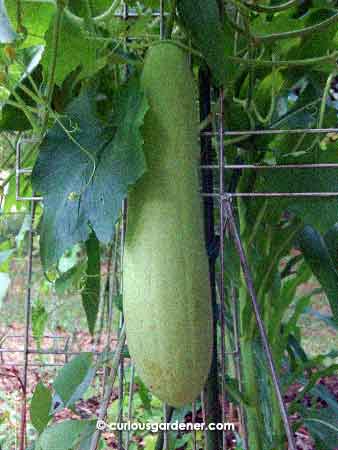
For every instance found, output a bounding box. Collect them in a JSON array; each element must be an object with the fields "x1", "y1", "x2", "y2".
[
  {"x1": 246, "y1": 26, "x2": 255, "y2": 110},
  {"x1": 257, "y1": 223, "x2": 303, "y2": 305},
  {"x1": 247, "y1": 200, "x2": 268, "y2": 248},
  {"x1": 165, "y1": 0, "x2": 176, "y2": 39},
  {"x1": 252, "y1": 57, "x2": 279, "y2": 125},
  {"x1": 151, "y1": 39, "x2": 204, "y2": 59},
  {"x1": 0, "y1": 140, "x2": 16, "y2": 170},
  {"x1": 64, "y1": 0, "x2": 121, "y2": 26},
  {"x1": 272, "y1": 98, "x2": 320, "y2": 129},
  {"x1": 15, "y1": 83, "x2": 45, "y2": 105},
  {"x1": 83, "y1": 0, "x2": 95, "y2": 32},
  {"x1": 16, "y1": 0, "x2": 22, "y2": 31},
  {"x1": 10, "y1": 91, "x2": 40, "y2": 133},
  {"x1": 5, "y1": 99, "x2": 39, "y2": 114},
  {"x1": 254, "y1": 12, "x2": 338, "y2": 43},
  {"x1": 36, "y1": 0, "x2": 65, "y2": 139},
  {"x1": 45, "y1": 2, "x2": 64, "y2": 107},
  {"x1": 243, "y1": 0, "x2": 299, "y2": 13},
  {"x1": 318, "y1": 72, "x2": 336, "y2": 129},
  {"x1": 226, "y1": 16, "x2": 247, "y2": 36},
  {"x1": 270, "y1": 381, "x2": 284, "y2": 448},
  {"x1": 54, "y1": 116, "x2": 96, "y2": 196},
  {"x1": 288, "y1": 364, "x2": 338, "y2": 414},
  {"x1": 312, "y1": 71, "x2": 335, "y2": 159},
  {"x1": 227, "y1": 0, "x2": 253, "y2": 16},
  {"x1": 239, "y1": 317, "x2": 264, "y2": 449},
  {"x1": 229, "y1": 51, "x2": 338, "y2": 68}
]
